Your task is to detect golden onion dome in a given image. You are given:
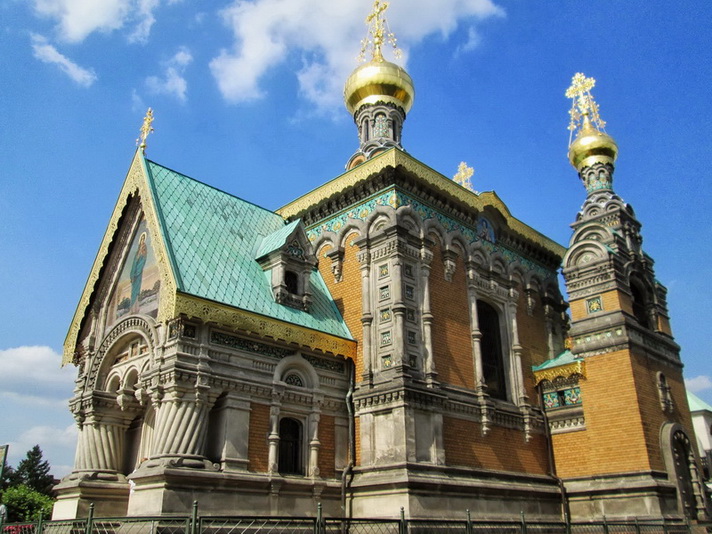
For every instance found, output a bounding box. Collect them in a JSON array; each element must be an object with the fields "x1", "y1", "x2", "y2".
[
  {"x1": 568, "y1": 115, "x2": 618, "y2": 171},
  {"x1": 344, "y1": 58, "x2": 415, "y2": 116}
]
